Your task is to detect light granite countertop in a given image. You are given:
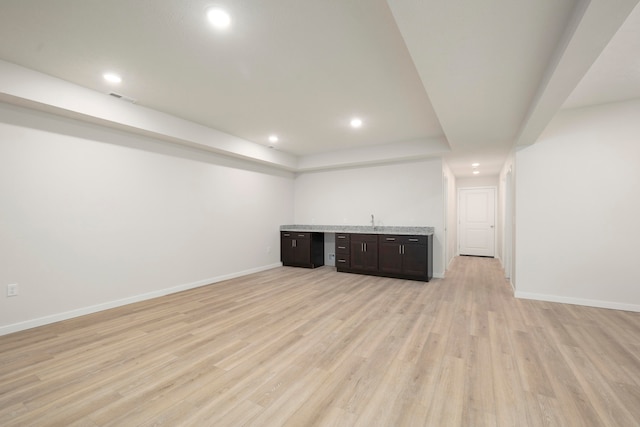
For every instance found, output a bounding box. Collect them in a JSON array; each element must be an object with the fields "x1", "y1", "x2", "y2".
[{"x1": 280, "y1": 224, "x2": 434, "y2": 236}]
